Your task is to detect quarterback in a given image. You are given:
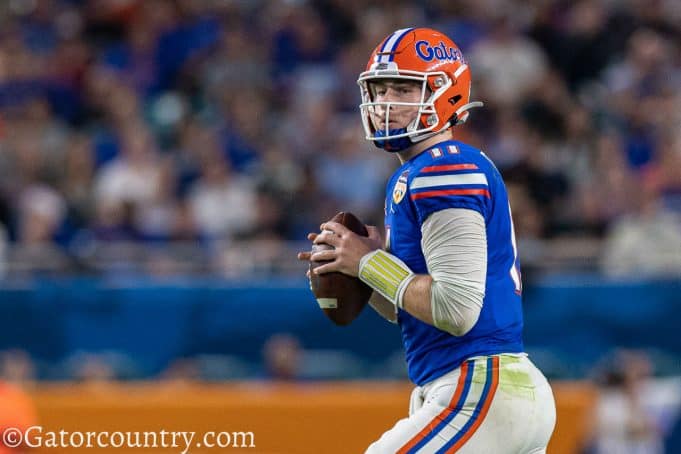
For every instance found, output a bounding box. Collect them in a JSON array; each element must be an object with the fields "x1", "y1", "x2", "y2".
[{"x1": 301, "y1": 28, "x2": 556, "y2": 453}]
